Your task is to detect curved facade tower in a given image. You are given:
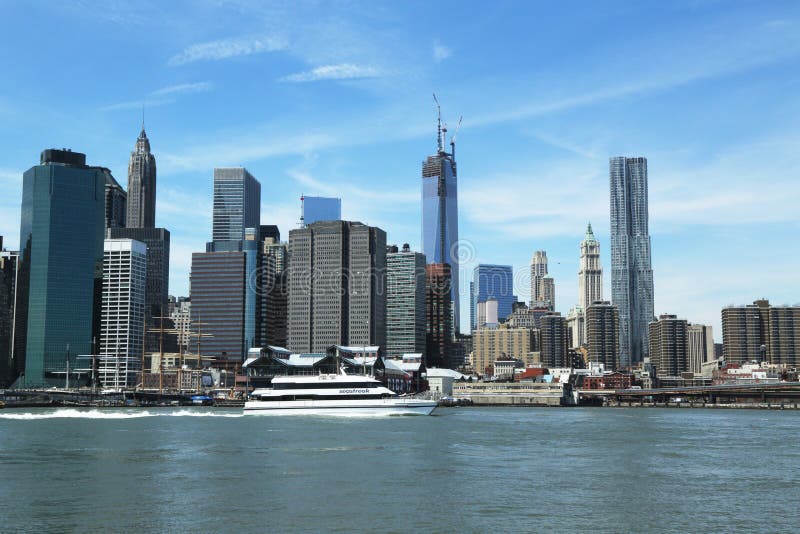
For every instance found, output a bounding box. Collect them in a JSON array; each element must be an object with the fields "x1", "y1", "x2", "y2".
[
  {"x1": 422, "y1": 105, "x2": 460, "y2": 332},
  {"x1": 578, "y1": 223, "x2": 603, "y2": 311},
  {"x1": 126, "y1": 127, "x2": 157, "y2": 228}
]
